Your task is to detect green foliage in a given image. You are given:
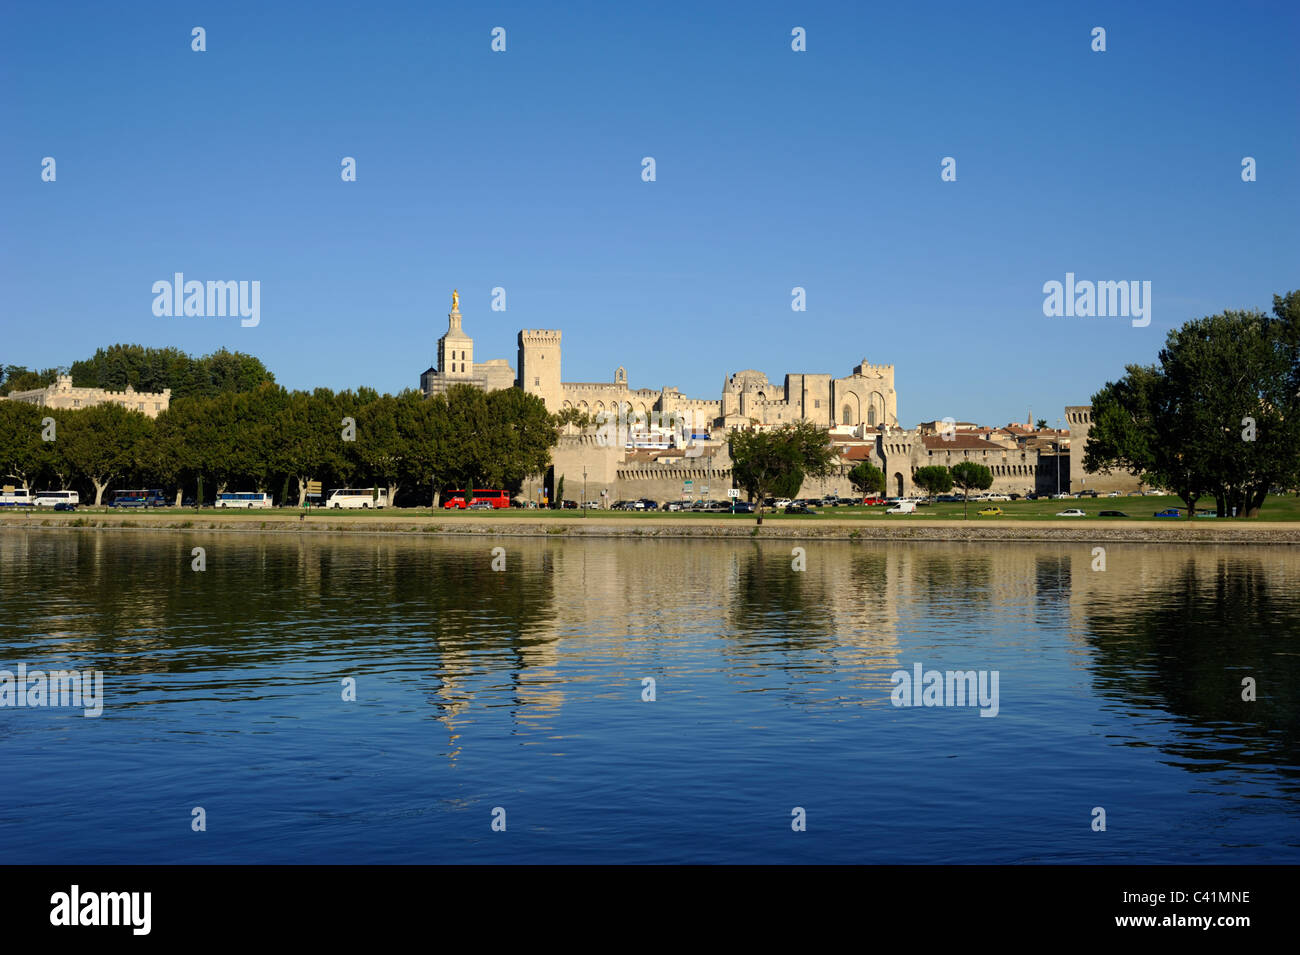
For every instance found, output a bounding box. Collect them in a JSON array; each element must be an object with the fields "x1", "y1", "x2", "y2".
[
  {"x1": 1086, "y1": 292, "x2": 1300, "y2": 517},
  {"x1": 0, "y1": 400, "x2": 45, "y2": 486},
  {"x1": 949, "y1": 461, "x2": 993, "y2": 519},
  {"x1": 554, "y1": 406, "x2": 594, "y2": 430},
  {"x1": 60, "y1": 403, "x2": 154, "y2": 504},
  {"x1": 0, "y1": 365, "x2": 62, "y2": 395},
  {"x1": 66, "y1": 345, "x2": 274, "y2": 399},
  {"x1": 848, "y1": 461, "x2": 886, "y2": 496},
  {"x1": 730, "y1": 420, "x2": 837, "y2": 522},
  {"x1": 912, "y1": 464, "x2": 954, "y2": 496}
]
